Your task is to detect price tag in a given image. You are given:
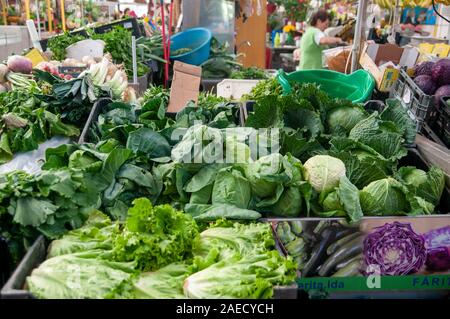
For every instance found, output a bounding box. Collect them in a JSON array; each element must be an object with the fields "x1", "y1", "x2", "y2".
[
  {"x1": 402, "y1": 87, "x2": 411, "y2": 105},
  {"x1": 25, "y1": 48, "x2": 47, "y2": 67}
]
